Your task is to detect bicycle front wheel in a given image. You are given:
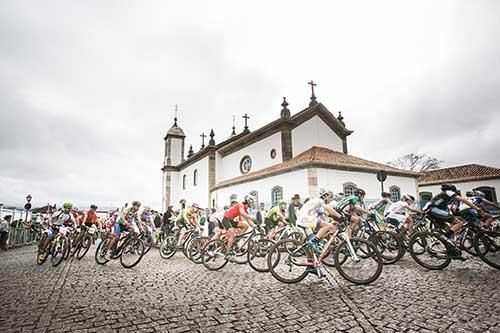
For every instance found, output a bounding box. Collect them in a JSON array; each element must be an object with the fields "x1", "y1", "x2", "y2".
[
  {"x1": 368, "y1": 231, "x2": 404, "y2": 265},
  {"x1": 188, "y1": 236, "x2": 210, "y2": 264},
  {"x1": 76, "y1": 235, "x2": 93, "y2": 260},
  {"x1": 202, "y1": 239, "x2": 228, "y2": 271},
  {"x1": 159, "y1": 236, "x2": 177, "y2": 259},
  {"x1": 51, "y1": 236, "x2": 69, "y2": 267},
  {"x1": 408, "y1": 231, "x2": 451, "y2": 270},
  {"x1": 474, "y1": 230, "x2": 500, "y2": 270},
  {"x1": 268, "y1": 239, "x2": 310, "y2": 284},
  {"x1": 334, "y1": 237, "x2": 383, "y2": 285},
  {"x1": 95, "y1": 237, "x2": 111, "y2": 265},
  {"x1": 248, "y1": 238, "x2": 275, "y2": 273},
  {"x1": 120, "y1": 238, "x2": 145, "y2": 268}
]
